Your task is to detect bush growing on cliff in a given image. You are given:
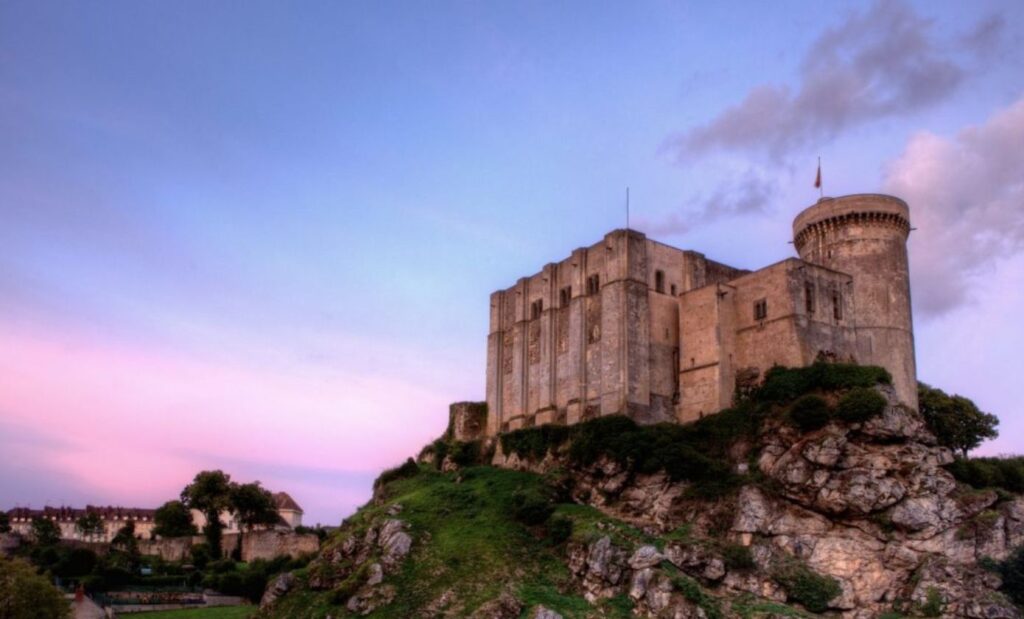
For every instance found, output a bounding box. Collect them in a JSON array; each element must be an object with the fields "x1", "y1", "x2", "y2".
[
  {"x1": 502, "y1": 424, "x2": 570, "y2": 460},
  {"x1": 377, "y1": 458, "x2": 421, "y2": 487},
  {"x1": 450, "y1": 440, "x2": 482, "y2": 467},
  {"x1": 757, "y1": 362, "x2": 891, "y2": 402},
  {"x1": 546, "y1": 515, "x2": 573, "y2": 545},
  {"x1": 836, "y1": 387, "x2": 887, "y2": 423},
  {"x1": 721, "y1": 543, "x2": 756, "y2": 571},
  {"x1": 948, "y1": 457, "x2": 1024, "y2": 494},
  {"x1": 789, "y1": 395, "x2": 831, "y2": 432},
  {"x1": 771, "y1": 559, "x2": 842, "y2": 613},
  {"x1": 996, "y1": 545, "x2": 1024, "y2": 606},
  {"x1": 512, "y1": 489, "x2": 554, "y2": 526}
]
